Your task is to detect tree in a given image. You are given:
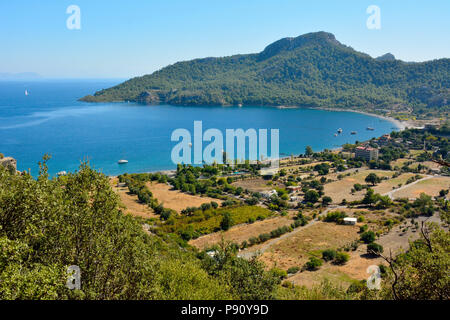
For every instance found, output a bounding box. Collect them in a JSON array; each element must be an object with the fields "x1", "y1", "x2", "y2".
[
  {"x1": 220, "y1": 212, "x2": 234, "y2": 231},
  {"x1": 0, "y1": 162, "x2": 231, "y2": 300},
  {"x1": 378, "y1": 223, "x2": 449, "y2": 300},
  {"x1": 367, "y1": 243, "x2": 384, "y2": 255},
  {"x1": 362, "y1": 188, "x2": 379, "y2": 206},
  {"x1": 322, "y1": 196, "x2": 332, "y2": 206},
  {"x1": 365, "y1": 173, "x2": 381, "y2": 186},
  {"x1": 305, "y1": 146, "x2": 313, "y2": 157},
  {"x1": 304, "y1": 190, "x2": 320, "y2": 203},
  {"x1": 305, "y1": 257, "x2": 322, "y2": 271},
  {"x1": 322, "y1": 249, "x2": 337, "y2": 262},
  {"x1": 334, "y1": 252, "x2": 350, "y2": 265},
  {"x1": 361, "y1": 231, "x2": 376, "y2": 244}
]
